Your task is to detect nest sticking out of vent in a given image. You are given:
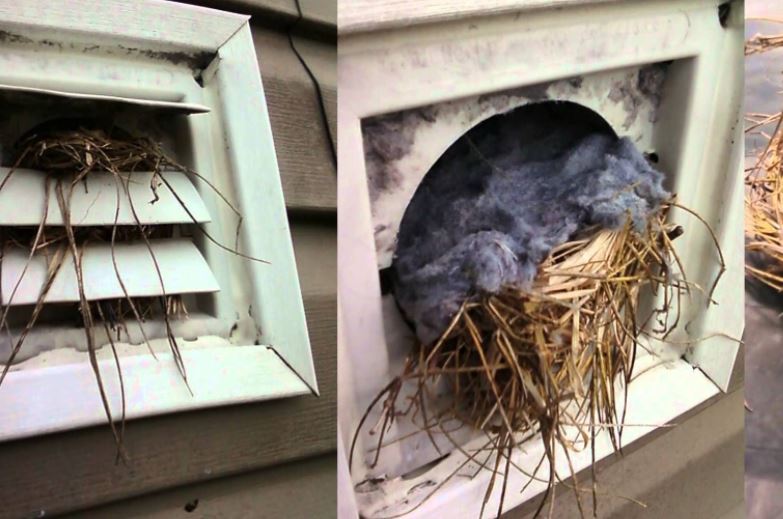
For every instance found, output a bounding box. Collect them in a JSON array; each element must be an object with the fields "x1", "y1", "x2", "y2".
[
  {"x1": 354, "y1": 202, "x2": 724, "y2": 518},
  {"x1": 746, "y1": 29, "x2": 783, "y2": 294},
  {"x1": 352, "y1": 113, "x2": 724, "y2": 517},
  {"x1": 0, "y1": 122, "x2": 259, "y2": 456},
  {"x1": 746, "y1": 117, "x2": 783, "y2": 291}
]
